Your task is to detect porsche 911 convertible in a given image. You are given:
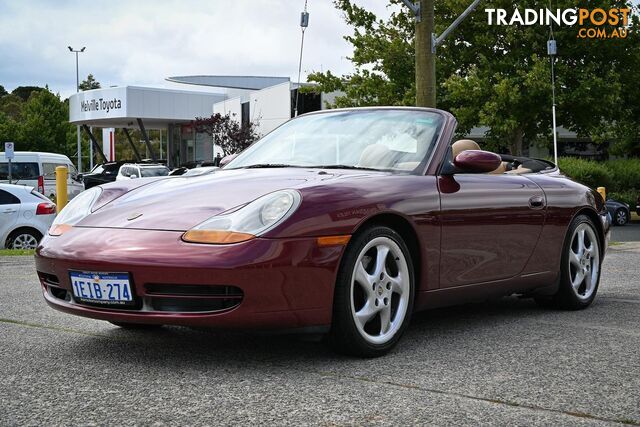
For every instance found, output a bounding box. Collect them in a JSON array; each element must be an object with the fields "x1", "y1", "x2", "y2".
[{"x1": 35, "y1": 107, "x2": 610, "y2": 357}]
